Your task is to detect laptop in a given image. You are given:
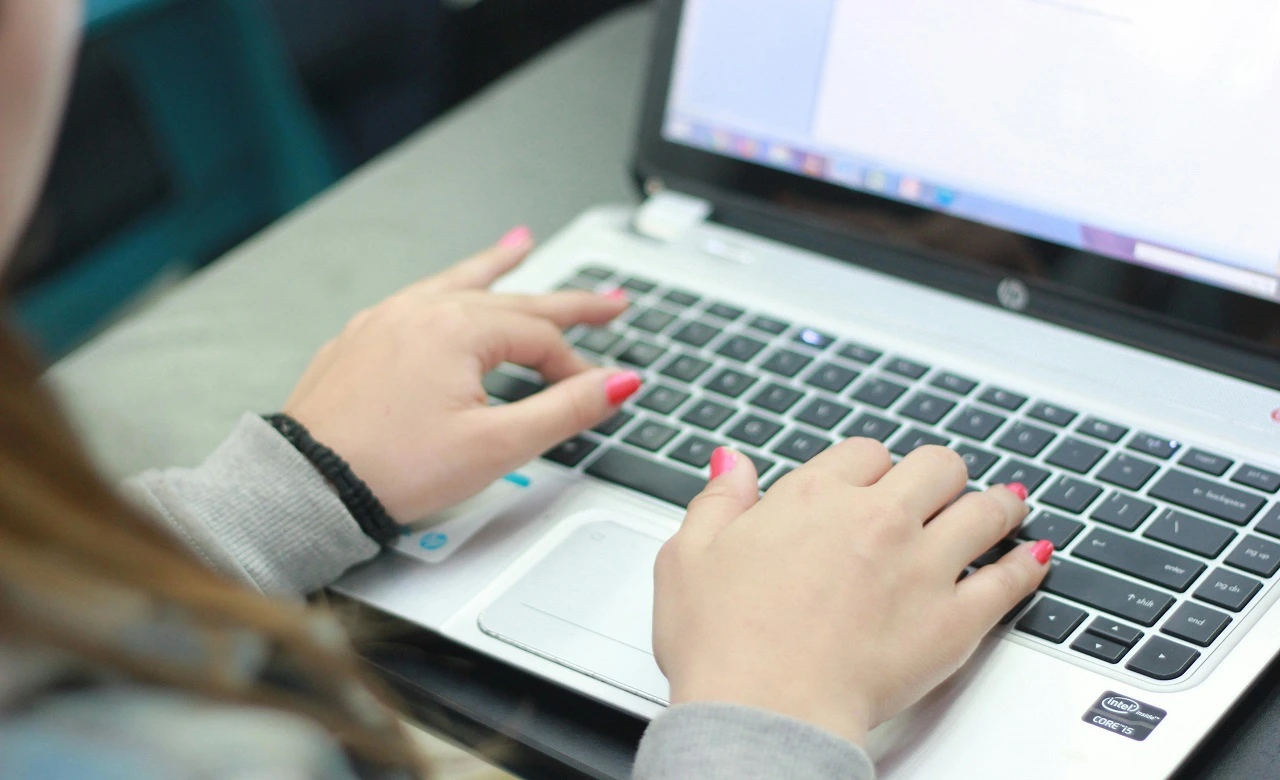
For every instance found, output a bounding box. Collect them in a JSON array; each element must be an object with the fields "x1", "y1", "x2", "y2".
[{"x1": 335, "y1": 1, "x2": 1280, "y2": 776}]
